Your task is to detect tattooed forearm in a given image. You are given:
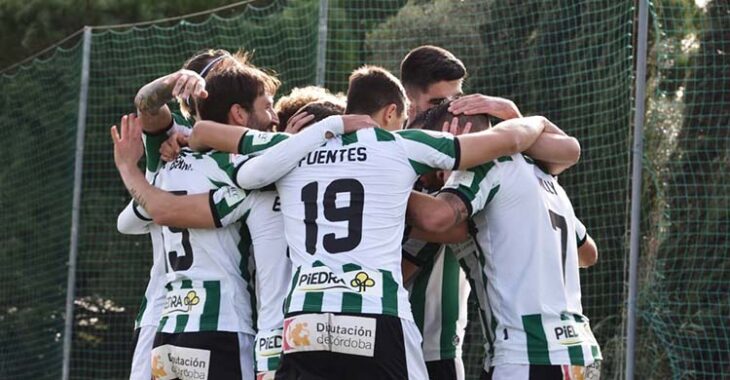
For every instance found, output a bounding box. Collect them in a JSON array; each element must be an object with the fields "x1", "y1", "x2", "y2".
[
  {"x1": 134, "y1": 76, "x2": 175, "y2": 115},
  {"x1": 128, "y1": 186, "x2": 149, "y2": 211},
  {"x1": 441, "y1": 192, "x2": 469, "y2": 226}
]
